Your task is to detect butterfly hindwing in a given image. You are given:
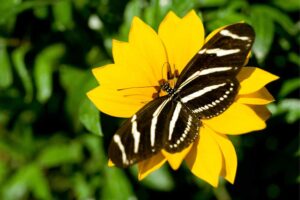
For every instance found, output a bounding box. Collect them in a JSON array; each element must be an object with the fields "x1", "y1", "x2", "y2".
[
  {"x1": 178, "y1": 76, "x2": 239, "y2": 119},
  {"x1": 163, "y1": 101, "x2": 201, "y2": 153}
]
